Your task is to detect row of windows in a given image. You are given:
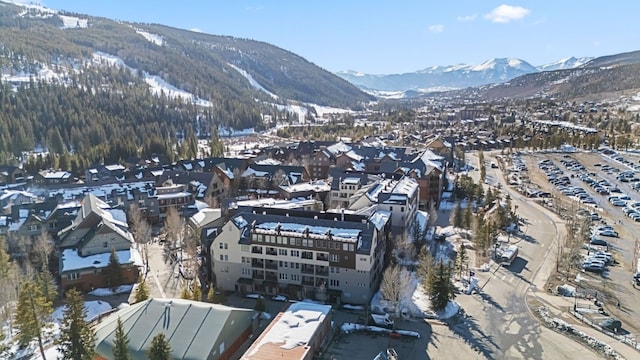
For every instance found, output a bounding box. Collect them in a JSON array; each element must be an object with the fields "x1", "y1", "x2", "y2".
[{"x1": 252, "y1": 234, "x2": 356, "y2": 251}]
